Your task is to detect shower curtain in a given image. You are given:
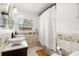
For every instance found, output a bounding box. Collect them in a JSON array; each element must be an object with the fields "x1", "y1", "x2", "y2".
[{"x1": 39, "y1": 5, "x2": 56, "y2": 51}]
